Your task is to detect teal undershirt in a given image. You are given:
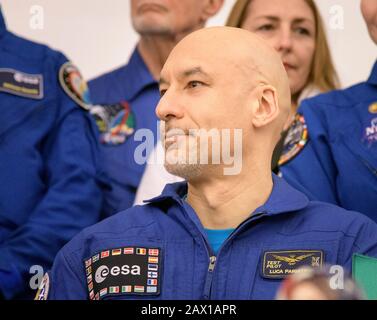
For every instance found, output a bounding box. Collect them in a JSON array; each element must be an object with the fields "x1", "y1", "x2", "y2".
[
  {"x1": 182, "y1": 194, "x2": 234, "y2": 255},
  {"x1": 204, "y1": 228, "x2": 235, "y2": 255}
]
